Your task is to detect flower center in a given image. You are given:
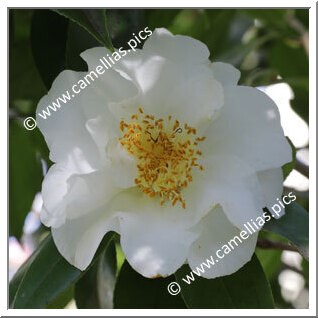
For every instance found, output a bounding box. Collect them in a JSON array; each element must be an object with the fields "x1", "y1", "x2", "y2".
[{"x1": 119, "y1": 108, "x2": 206, "y2": 209}]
